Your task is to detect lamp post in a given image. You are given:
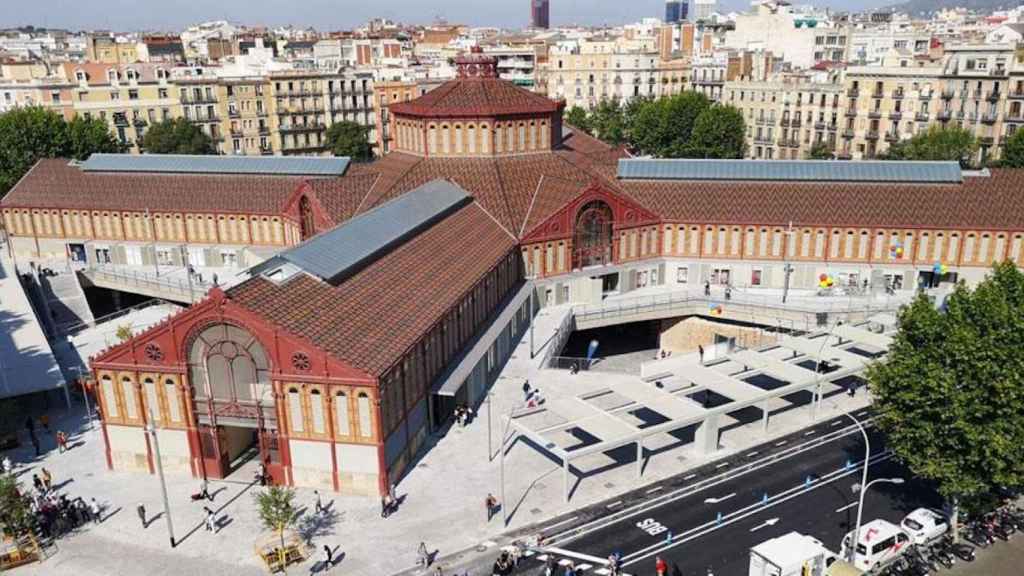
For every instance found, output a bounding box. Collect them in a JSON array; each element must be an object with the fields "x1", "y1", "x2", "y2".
[
  {"x1": 145, "y1": 403, "x2": 176, "y2": 548},
  {"x1": 849, "y1": 476, "x2": 905, "y2": 563}
]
